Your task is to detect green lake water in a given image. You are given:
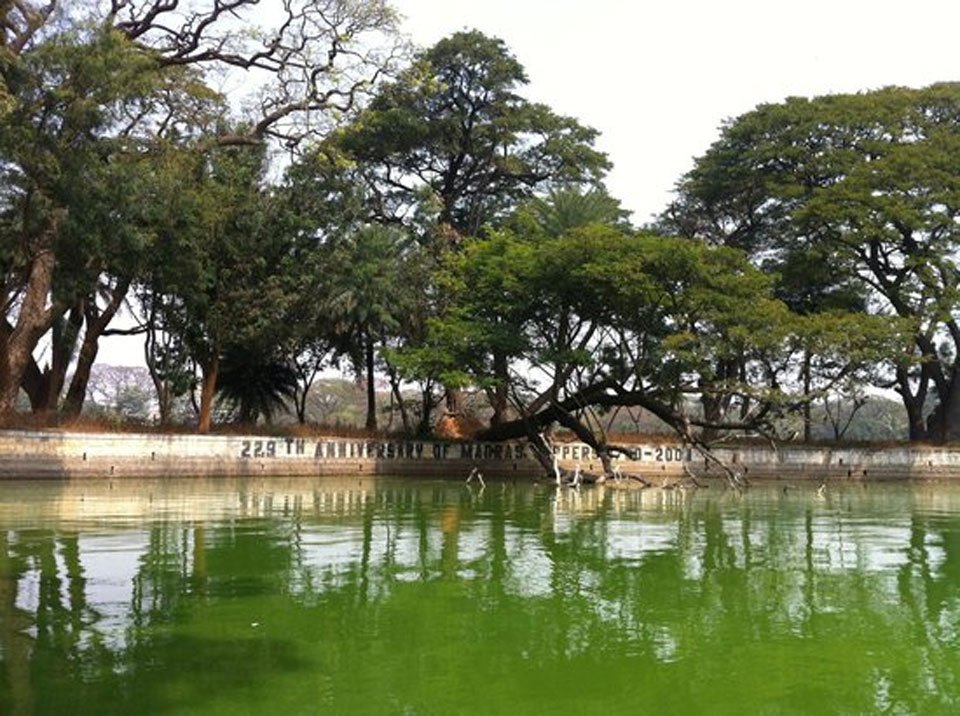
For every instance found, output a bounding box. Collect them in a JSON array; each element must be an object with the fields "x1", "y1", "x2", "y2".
[{"x1": 2, "y1": 476, "x2": 960, "y2": 714}]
